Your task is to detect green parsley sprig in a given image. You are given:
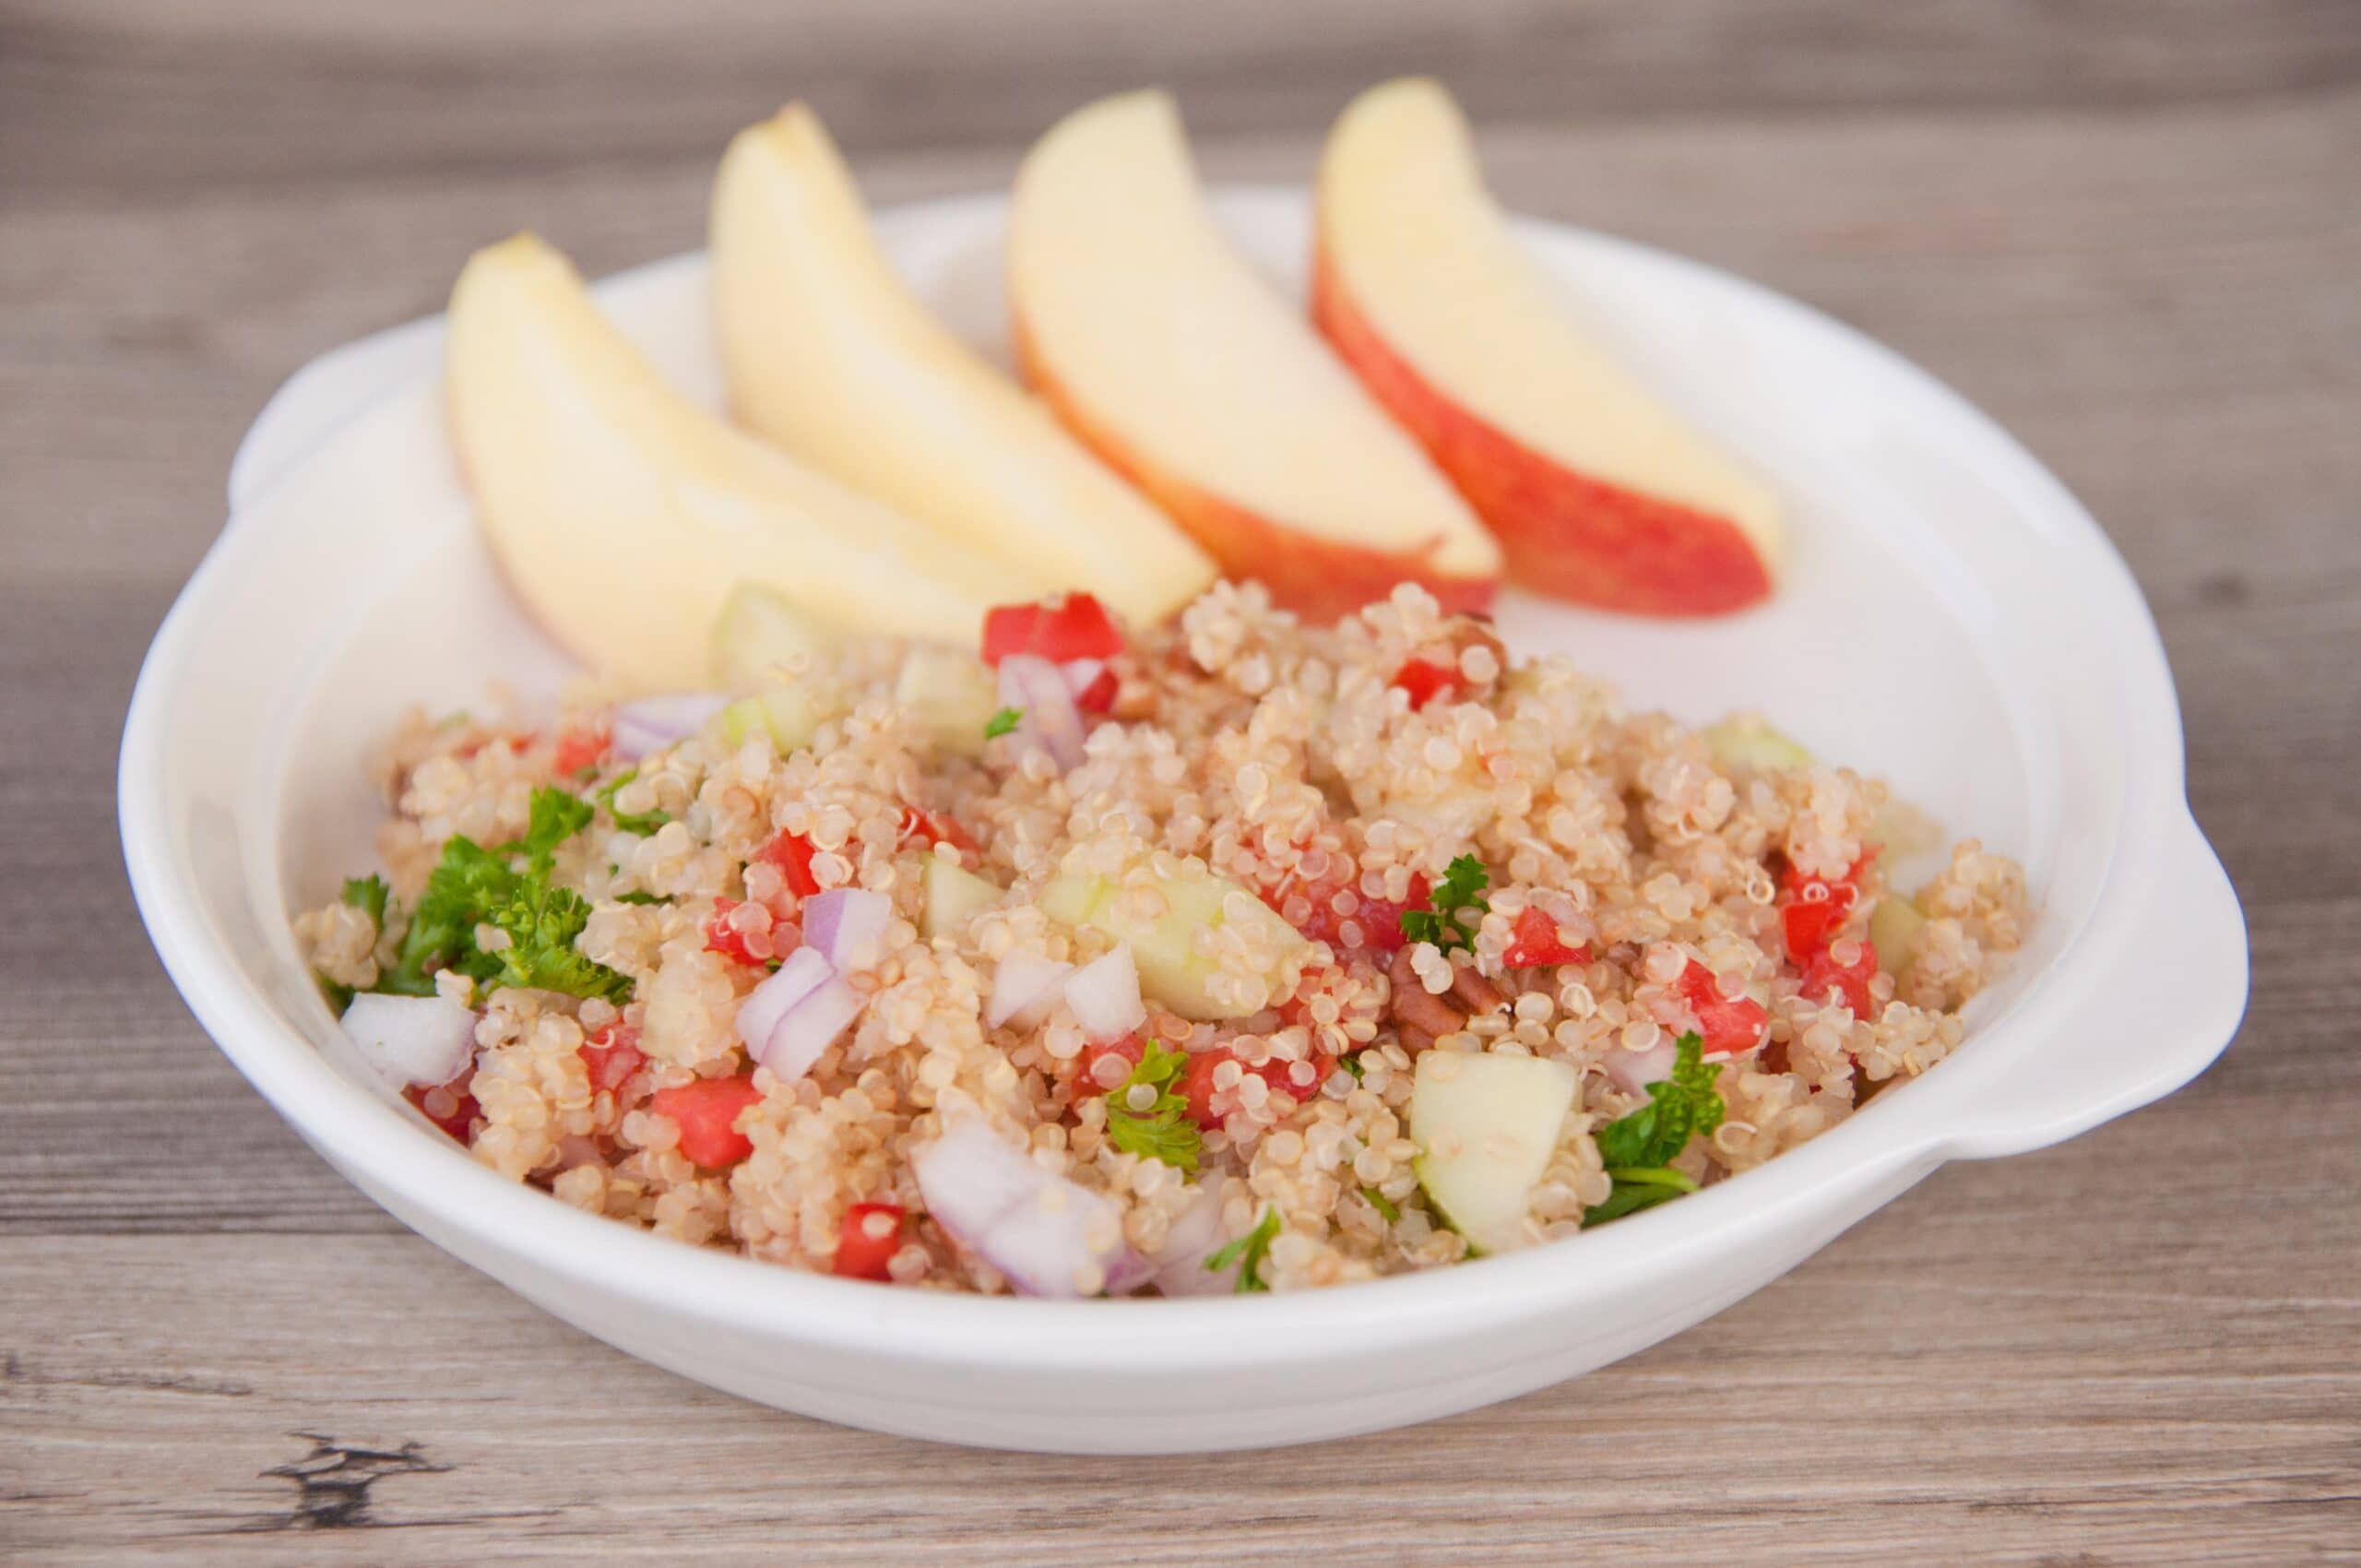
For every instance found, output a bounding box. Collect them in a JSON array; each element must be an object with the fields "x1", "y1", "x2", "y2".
[
  {"x1": 1102, "y1": 1039, "x2": 1200, "y2": 1171},
  {"x1": 1400, "y1": 854, "x2": 1490, "y2": 954},
  {"x1": 341, "y1": 874, "x2": 390, "y2": 928},
  {"x1": 502, "y1": 785, "x2": 594, "y2": 875},
  {"x1": 1204, "y1": 1205, "x2": 1282, "y2": 1293},
  {"x1": 1582, "y1": 1032, "x2": 1726, "y2": 1227},
  {"x1": 368, "y1": 786, "x2": 633, "y2": 1004},
  {"x1": 482, "y1": 880, "x2": 633, "y2": 1002},
  {"x1": 984, "y1": 706, "x2": 1023, "y2": 740}
]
